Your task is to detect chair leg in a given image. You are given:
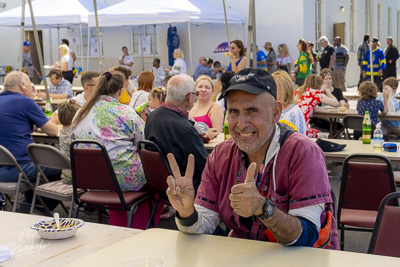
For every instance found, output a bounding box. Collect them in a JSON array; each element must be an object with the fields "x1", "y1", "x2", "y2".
[
  {"x1": 73, "y1": 204, "x2": 80, "y2": 218},
  {"x1": 68, "y1": 198, "x2": 74, "y2": 218},
  {"x1": 146, "y1": 200, "x2": 157, "y2": 229},
  {"x1": 340, "y1": 225, "x2": 345, "y2": 250},
  {"x1": 59, "y1": 201, "x2": 69, "y2": 216},
  {"x1": 127, "y1": 206, "x2": 135, "y2": 228},
  {"x1": 97, "y1": 208, "x2": 103, "y2": 223},
  {"x1": 30, "y1": 192, "x2": 37, "y2": 214}
]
